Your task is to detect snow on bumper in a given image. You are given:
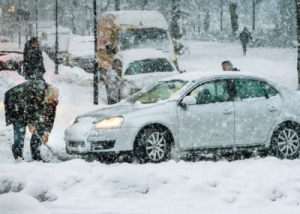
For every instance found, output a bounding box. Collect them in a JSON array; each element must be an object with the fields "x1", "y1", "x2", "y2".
[{"x1": 64, "y1": 125, "x2": 139, "y2": 154}]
